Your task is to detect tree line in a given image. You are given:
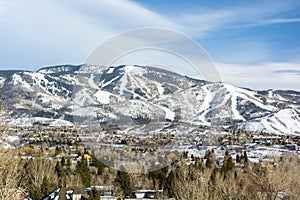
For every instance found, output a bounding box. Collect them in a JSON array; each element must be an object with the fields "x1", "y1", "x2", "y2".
[{"x1": 0, "y1": 149, "x2": 299, "y2": 200}]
